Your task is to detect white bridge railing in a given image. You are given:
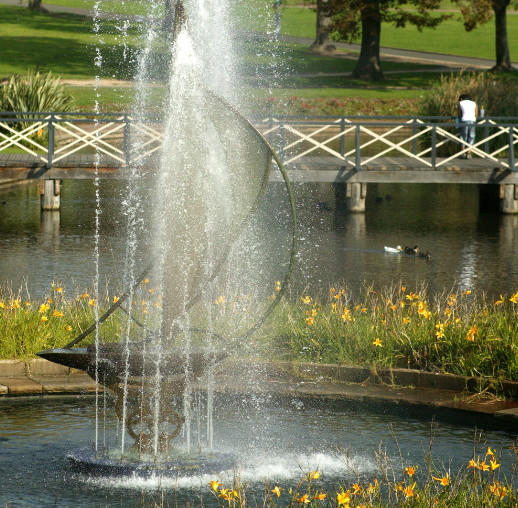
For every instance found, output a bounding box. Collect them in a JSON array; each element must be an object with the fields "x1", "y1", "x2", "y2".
[{"x1": 0, "y1": 112, "x2": 516, "y2": 171}]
